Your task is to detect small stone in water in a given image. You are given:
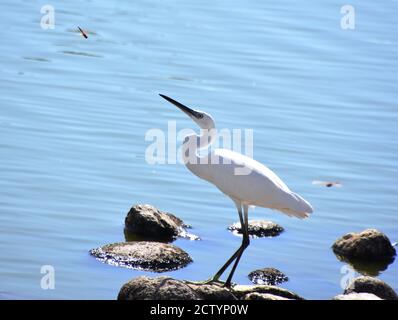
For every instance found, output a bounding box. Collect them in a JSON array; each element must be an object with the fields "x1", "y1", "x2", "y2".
[
  {"x1": 248, "y1": 268, "x2": 289, "y2": 286},
  {"x1": 124, "y1": 204, "x2": 200, "y2": 242},
  {"x1": 228, "y1": 220, "x2": 284, "y2": 238},
  {"x1": 332, "y1": 229, "x2": 396, "y2": 260}
]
